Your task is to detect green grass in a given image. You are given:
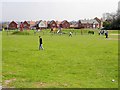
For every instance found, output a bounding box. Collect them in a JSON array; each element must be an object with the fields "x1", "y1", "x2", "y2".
[{"x1": 2, "y1": 29, "x2": 118, "y2": 88}]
